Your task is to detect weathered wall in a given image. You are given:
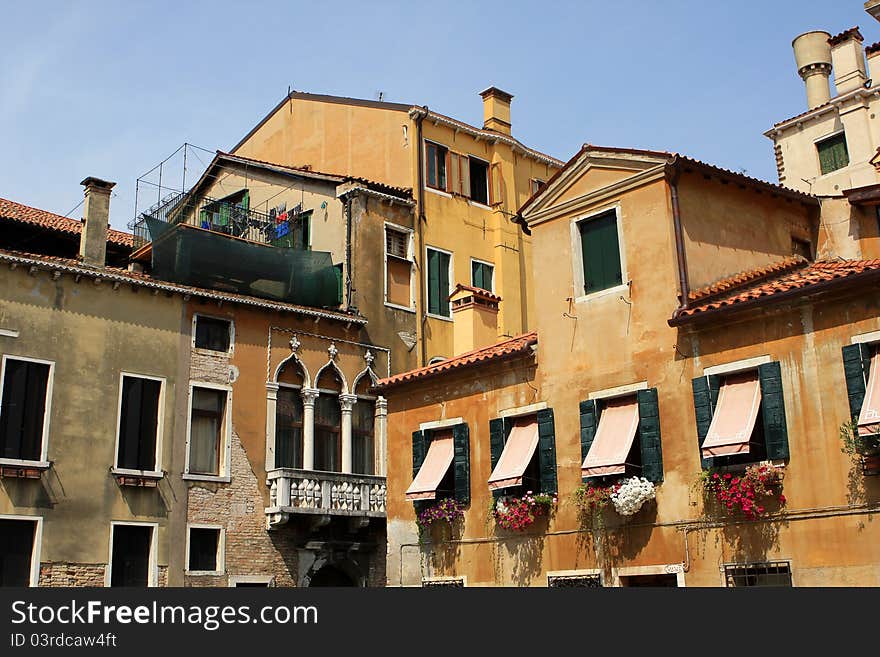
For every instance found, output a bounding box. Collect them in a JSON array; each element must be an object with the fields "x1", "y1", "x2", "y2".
[{"x1": 0, "y1": 266, "x2": 188, "y2": 585}]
